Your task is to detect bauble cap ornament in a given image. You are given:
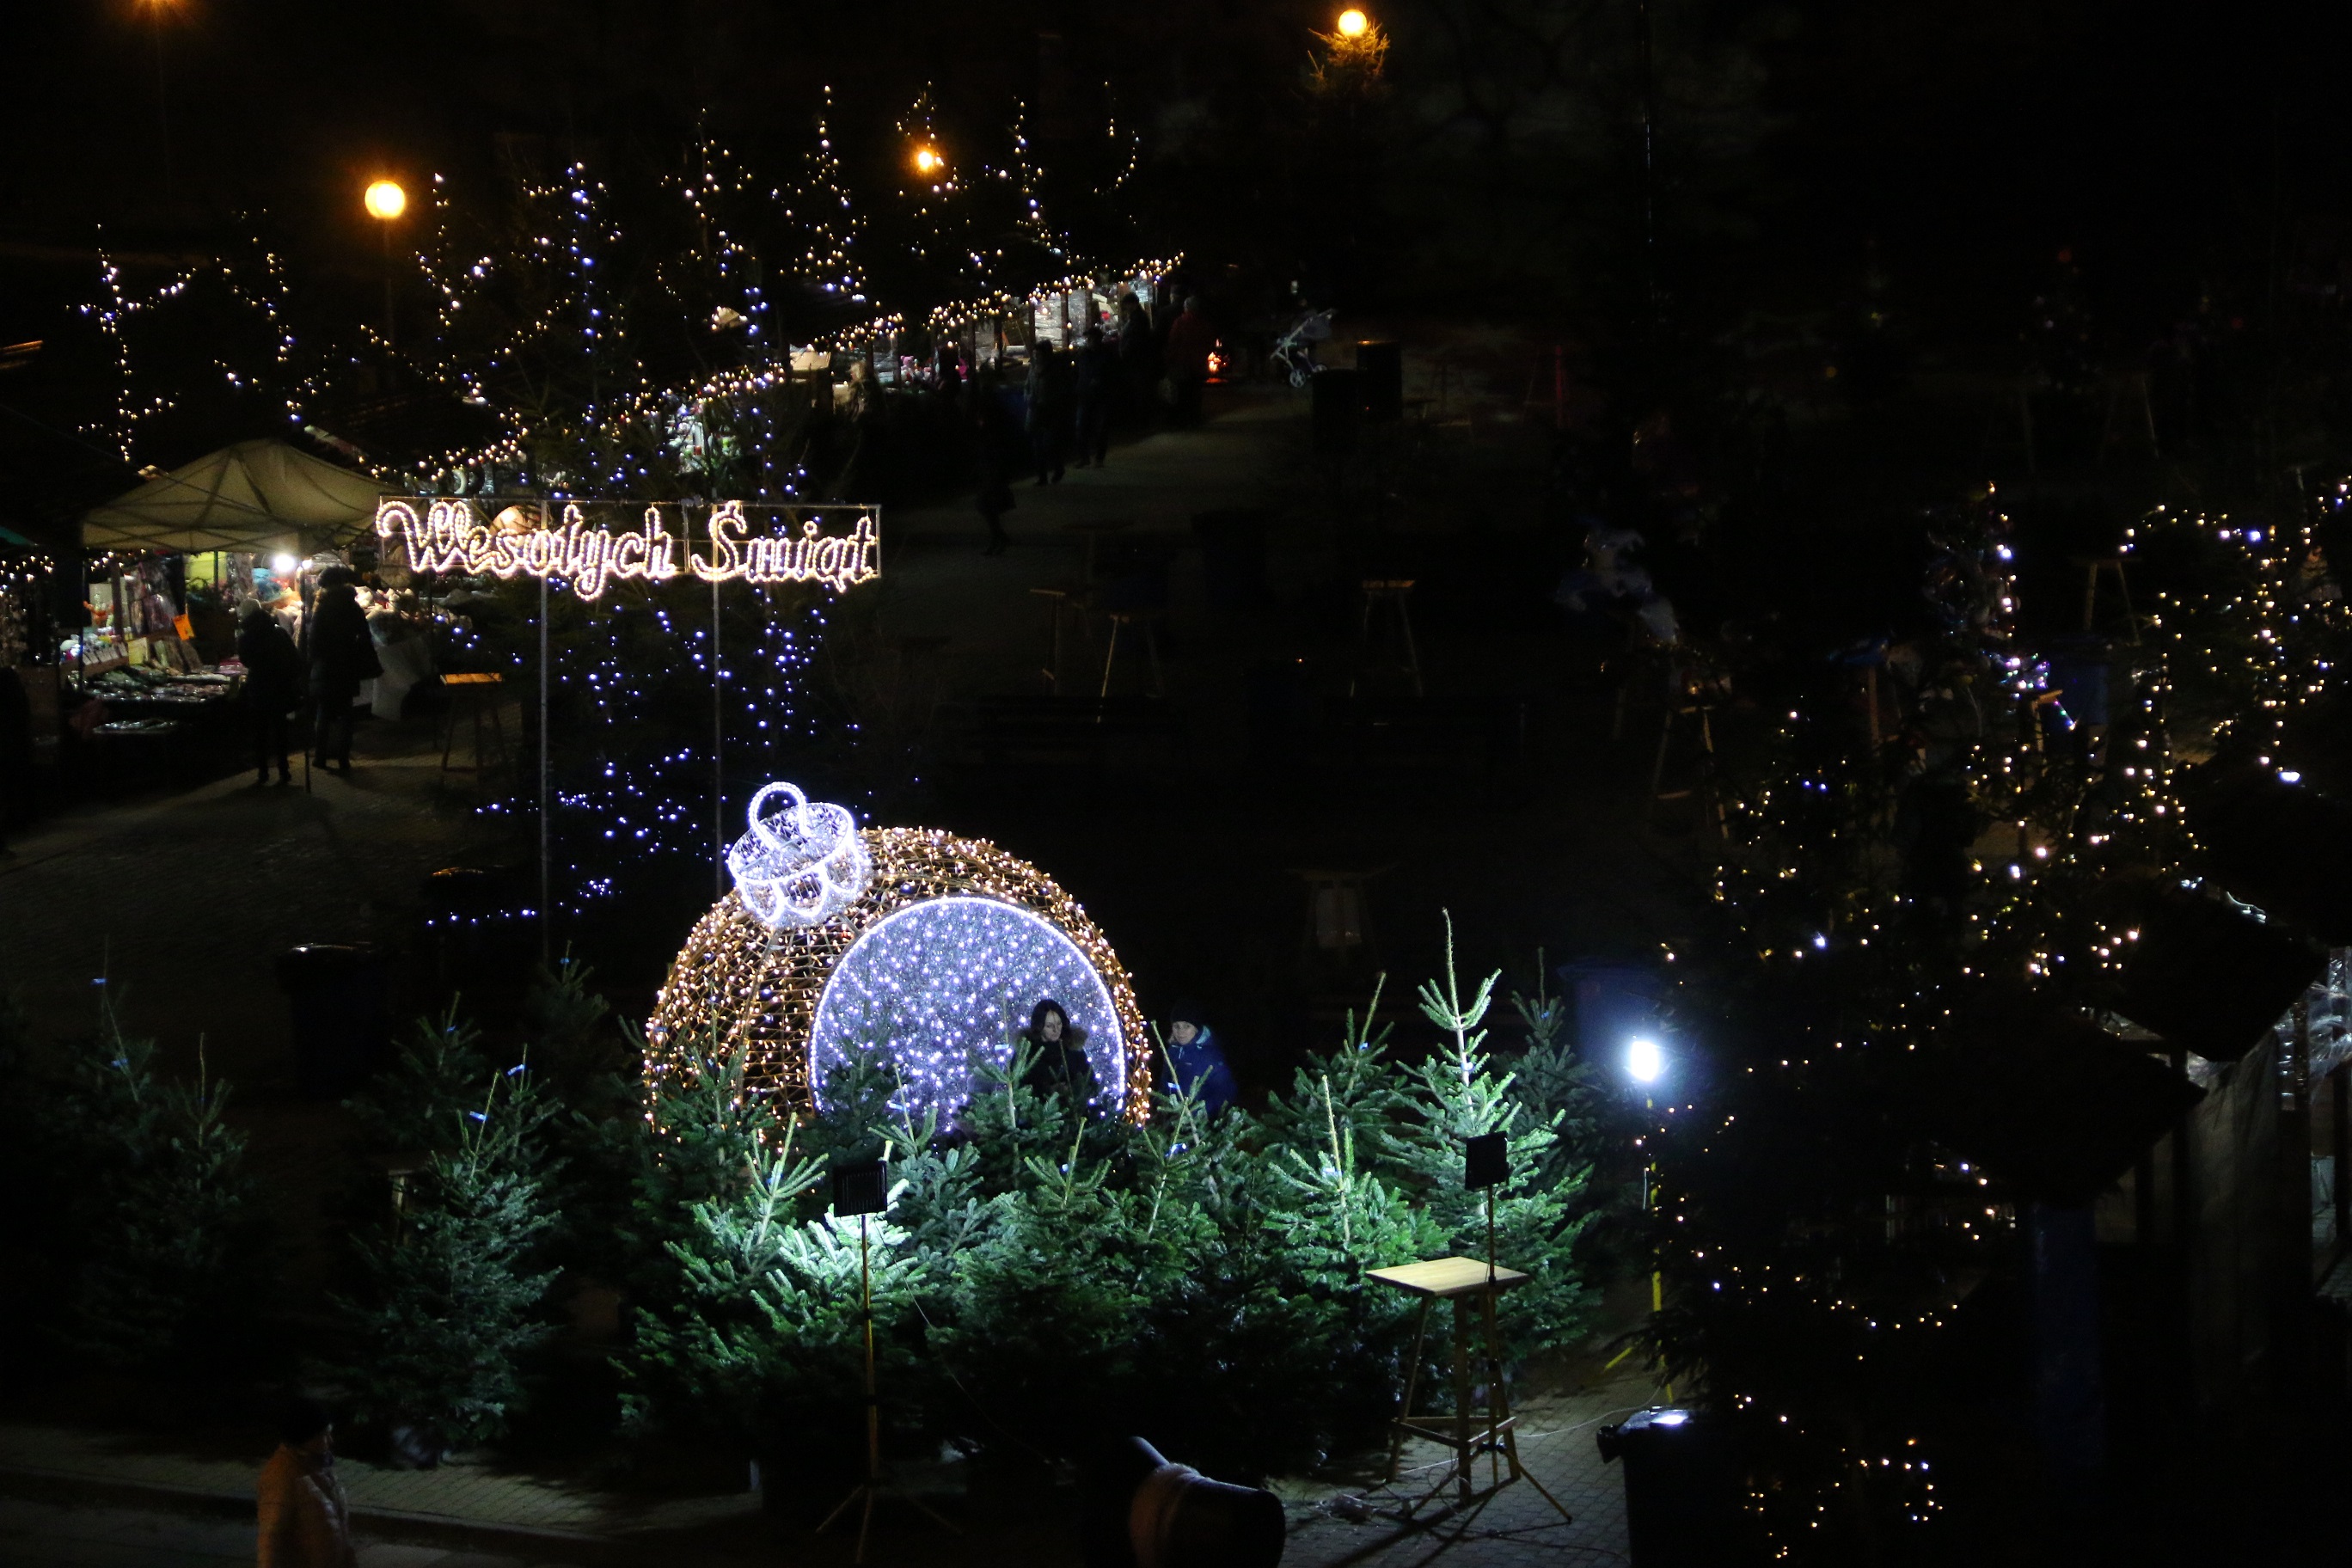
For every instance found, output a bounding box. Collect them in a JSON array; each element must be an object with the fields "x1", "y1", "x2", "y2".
[{"x1": 726, "y1": 781, "x2": 871, "y2": 930}]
